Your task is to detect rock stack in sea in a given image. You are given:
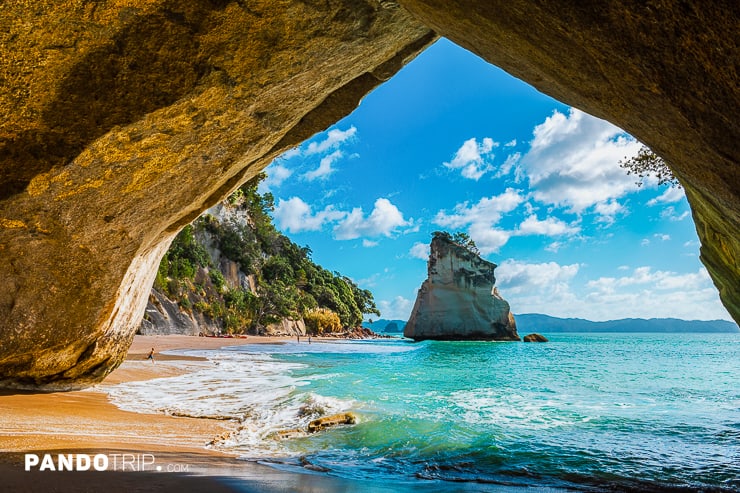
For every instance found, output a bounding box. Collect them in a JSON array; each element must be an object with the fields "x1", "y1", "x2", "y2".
[{"x1": 404, "y1": 233, "x2": 519, "y2": 341}]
